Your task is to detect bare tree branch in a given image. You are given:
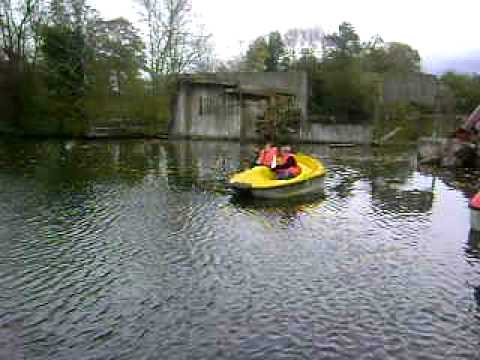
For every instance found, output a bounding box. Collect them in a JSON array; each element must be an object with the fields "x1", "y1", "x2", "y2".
[
  {"x1": 0, "y1": 0, "x2": 42, "y2": 67},
  {"x1": 137, "y1": 0, "x2": 211, "y2": 85}
]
